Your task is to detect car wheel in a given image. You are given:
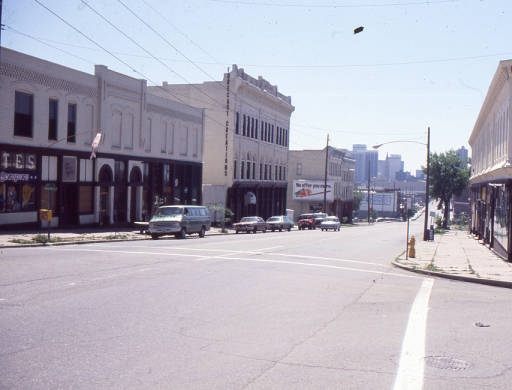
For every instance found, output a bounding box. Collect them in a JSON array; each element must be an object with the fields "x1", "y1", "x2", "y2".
[
  {"x1": 178, "y1": 228, "x2": 186, "y2": 239},
  {"x1": 279, "y1": 227, "x2": 282, "y2": 232},
  {"x1": 199, "y1": 226, "x2": 205, "y2": 238},
  {"x1": 253, "y1": 227, "x2": 257, "y2": 234},
  {"x1": 236, "y1": 230, "x2": 239, "y2": 234},
  {"x1": 288, "y1": 227, "x2": 291, "y2": 231},
  {"x1": 151, "y1": 234, "x2": 159, "y2": 240}
]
